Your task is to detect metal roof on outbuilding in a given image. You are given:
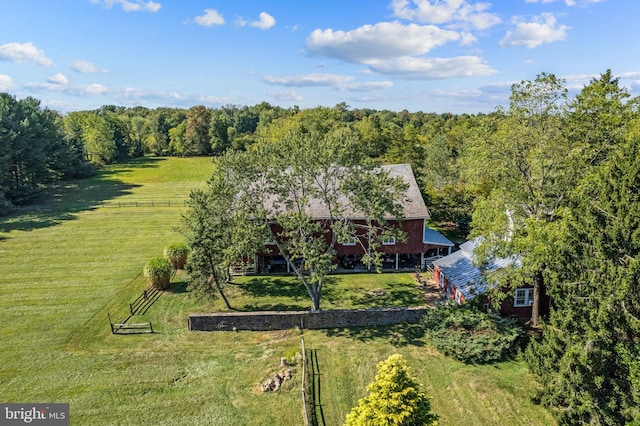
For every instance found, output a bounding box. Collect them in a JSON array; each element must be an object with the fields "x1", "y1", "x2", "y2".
[
  {"x1": 423, "y1": 228, "x2": 455, "y2": 246},
  {"x1": 433, "y1": 238, "x2": 517, "y2": 300}
]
